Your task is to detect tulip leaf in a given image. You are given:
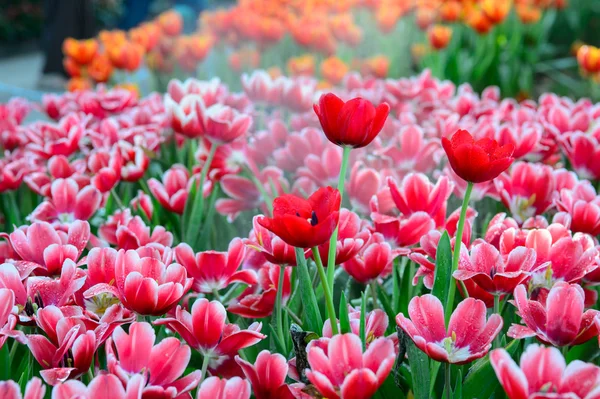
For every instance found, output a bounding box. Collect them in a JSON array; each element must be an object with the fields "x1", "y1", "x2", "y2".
[
  {"x1": 0, "y1": 344, "x2": 8, "y2": 381},
  {"x1": 338, "y1": 292, "x2": 351, "y2": 334},
  {"x1": 359, "y1": 292, "x2": 367, "y2": 351},
  {"x1": 399, "y1": 326, "x2": 431, "y2": 399},
  {"x1": 294, "y1": 247, "x2": 323, "y2": 334},
  {"x1": 454, "y1": 369, "x2": 463, "y2": 399},
  {"x1": 432, "y1": 231, "x2": 452, "y2": 304},
  {"x1": 463, "y1": 339, "x2": 520, "y2": 399},
  {"x1": 376, "y1": 284, "x2": 398, "y2": 336}
]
